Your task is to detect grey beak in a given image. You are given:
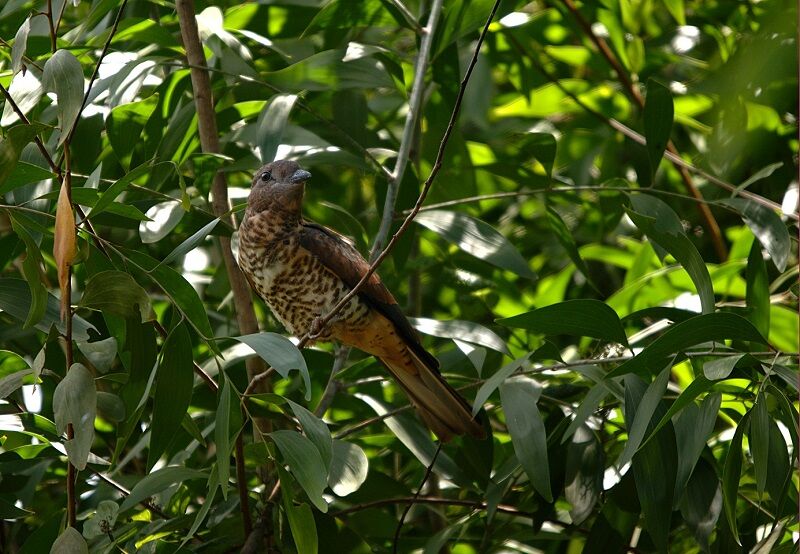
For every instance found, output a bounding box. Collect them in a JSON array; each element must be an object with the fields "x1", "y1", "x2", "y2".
[{"x1": 290, "y1": 169, "x2": 312, "y2": 183}]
